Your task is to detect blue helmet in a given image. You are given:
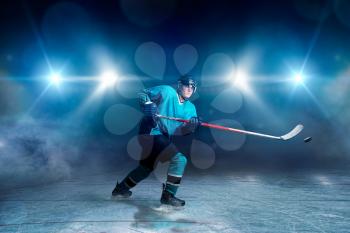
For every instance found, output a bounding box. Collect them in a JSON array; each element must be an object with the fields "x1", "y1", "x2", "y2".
[{"x1": 178, "y1": 75, "x2": 197, "y2": 93}]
